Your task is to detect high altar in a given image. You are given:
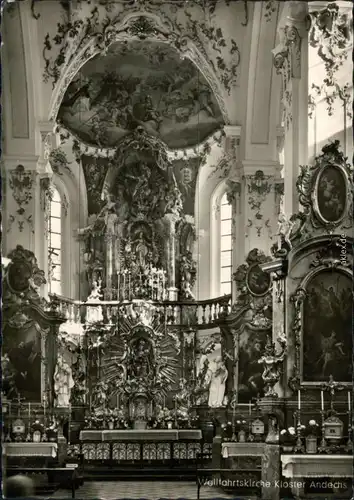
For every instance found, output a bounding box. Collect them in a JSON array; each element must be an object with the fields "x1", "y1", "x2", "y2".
[
  {"x1": 3, "y1": 139, "x2": 353, "y2": 499},
  {"x1": 1, "y1": 1, "x2": 353, "y2": 498}
]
